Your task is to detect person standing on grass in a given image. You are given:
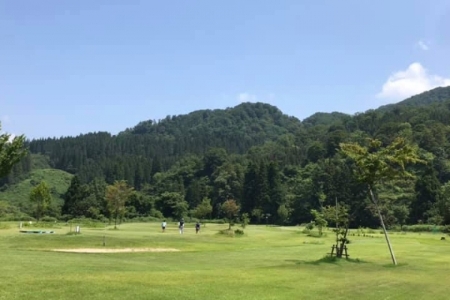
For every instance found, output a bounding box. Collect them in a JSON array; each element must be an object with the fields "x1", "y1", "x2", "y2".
[
  {"x1": 195, "y1": 222, "x2": 201, "y2": 234},
  {"x1": 179, "y1": 218, "x2": 185, "y2": 234},
  {"x1": 161, "y1": 220, "x2": 167, "y2": 232}
]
